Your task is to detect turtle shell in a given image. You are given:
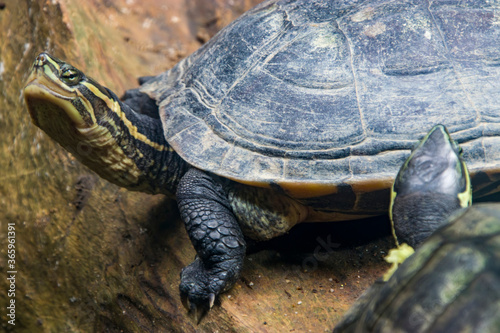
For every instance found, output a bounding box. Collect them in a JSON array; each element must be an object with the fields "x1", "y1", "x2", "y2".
[
  {"x1": 142, "y1": 0, "x2": 500, "y2": 198},
  {"x1": 333, "y1": 203, "x2": 500, "y2": 332}
]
